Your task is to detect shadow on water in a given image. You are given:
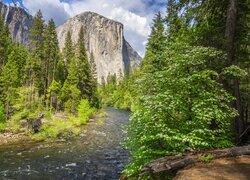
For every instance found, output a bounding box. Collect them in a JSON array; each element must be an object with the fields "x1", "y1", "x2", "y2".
[{"x1": 0, "y1": 108, "x2": 130, "y2": 180}]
